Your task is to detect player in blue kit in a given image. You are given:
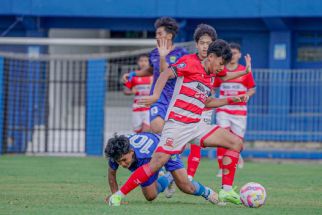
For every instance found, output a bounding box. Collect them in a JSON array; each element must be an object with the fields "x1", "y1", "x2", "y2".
[
  {"x1": 105, "y1": 132, "x2": 219, "y2": 205},
  {"x1": 122, "y1": 17, "x2": 188, "y2": 134}
]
